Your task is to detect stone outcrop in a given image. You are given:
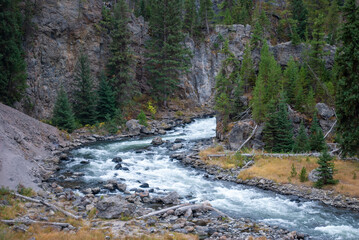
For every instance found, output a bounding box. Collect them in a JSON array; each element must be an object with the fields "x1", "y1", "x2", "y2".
[
  {"x1": 17, "y1": 1, "x2": 336, "y2": 119},
  {"x1": 96, "y1": 195, "x2": 136, "y2": 219}
]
